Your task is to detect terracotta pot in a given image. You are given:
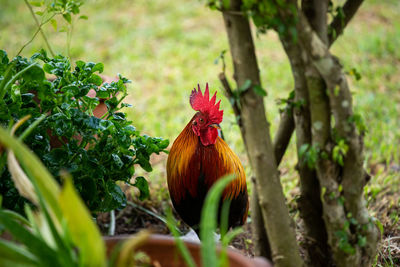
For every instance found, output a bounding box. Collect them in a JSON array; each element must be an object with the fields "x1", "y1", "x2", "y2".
[{"x1": 104, "y1": 234, "x2": 272, "y2": 267}]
